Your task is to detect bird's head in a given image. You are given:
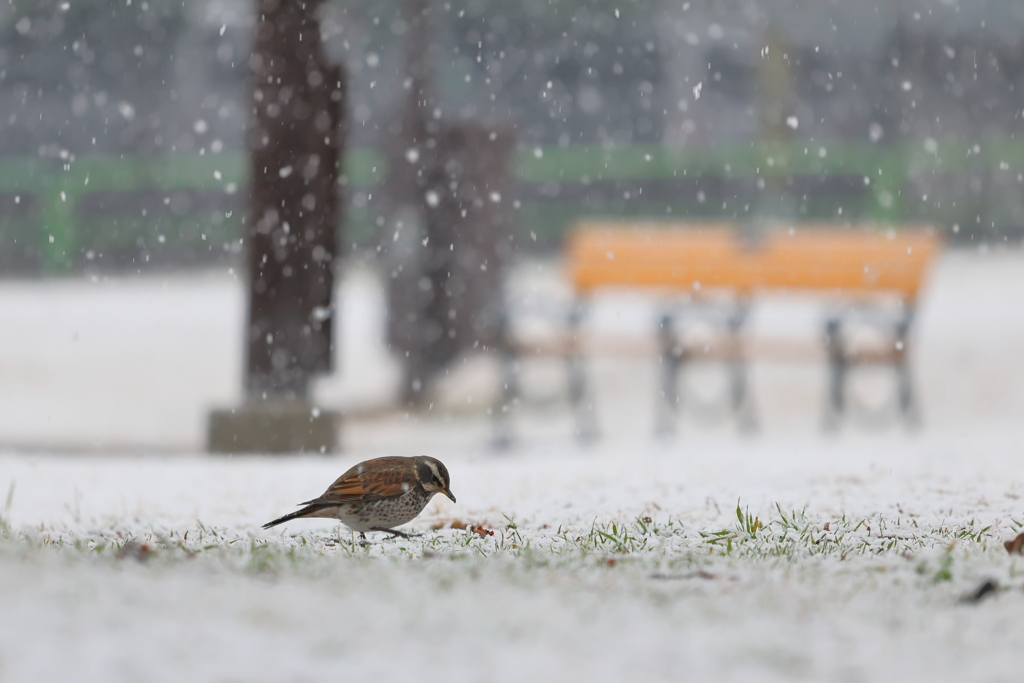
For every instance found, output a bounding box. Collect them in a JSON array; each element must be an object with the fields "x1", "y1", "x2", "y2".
[{"x1": 415, "y1": 456, "x2": 456, "y2": 503}]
